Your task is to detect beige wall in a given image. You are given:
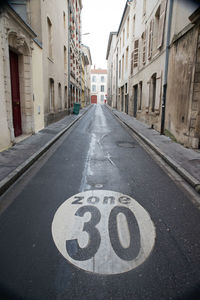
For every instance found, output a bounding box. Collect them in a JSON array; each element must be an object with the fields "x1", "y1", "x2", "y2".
[
  {"x1": 166, "y1": 7, "x2": 200, "y2": 148},
  {"x1": 30, "y1": 0, "x2": 69, "y2": 125},
  {"x1": 127, "y1": 0, "x2": 168, "y2": 131},
  {"x1": 32, "y1": 41, "x2": 44, "y2": 132}
]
